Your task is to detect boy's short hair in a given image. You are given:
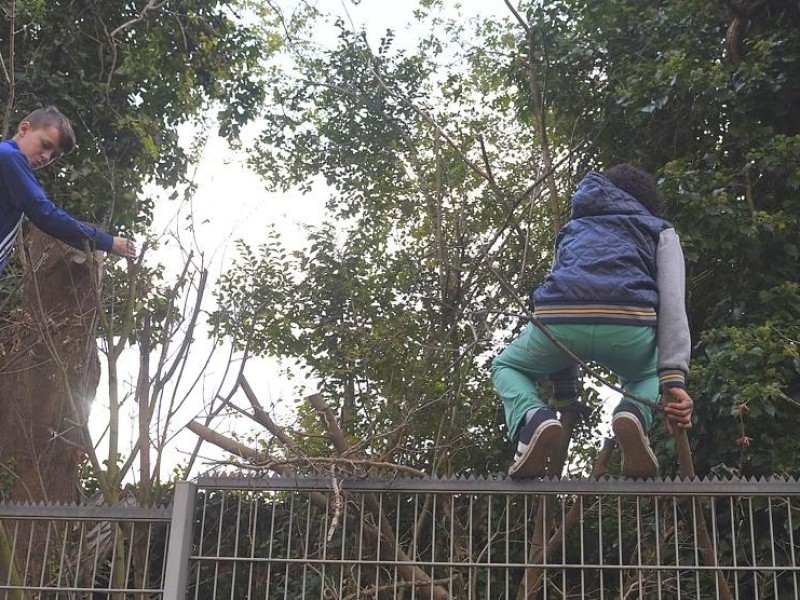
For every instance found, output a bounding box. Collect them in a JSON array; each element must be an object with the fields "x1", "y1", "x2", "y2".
[
  {"x1": 20, "y1": 106, "x2": 76, "y2": 155},
  {"x1": 604, "y1": 163, "x2": 663, "y2": 216}
]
